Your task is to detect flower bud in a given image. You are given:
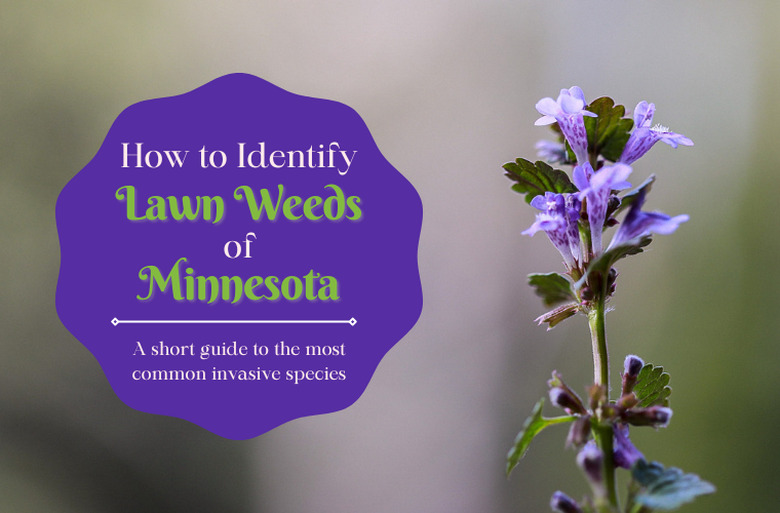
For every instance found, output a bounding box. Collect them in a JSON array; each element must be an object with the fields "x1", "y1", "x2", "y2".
[
  {"x1": 624, "y1": 354, "x2": 644, "y2": 378},
  {"x1": 621, "y1": 354, "x2": 644, "y2": 396},
  {"x1": 550, "y1": 491, "x2": 583, "y2": 513},
  {"x1": 607, "y1": 268, "x2": 618, "y2": 296},
  {"x1": 576, "y1": 441, "x2": 603, "y2": 485},
  {"x1": 622, "y1": 405, "x2": 673, "y2": 428},
  {"x1": 588, "y1": 384, "x2": 607, "y2": 411},
  {"x1": 566, "y1": 416, "x2": 591, "y2": 448},
  {"x1": 549, "y1": 387, "x2": 587, "y2": 415},
  {"x1": 580, "y1": 285, "x2": 594, "y2": 301}
]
